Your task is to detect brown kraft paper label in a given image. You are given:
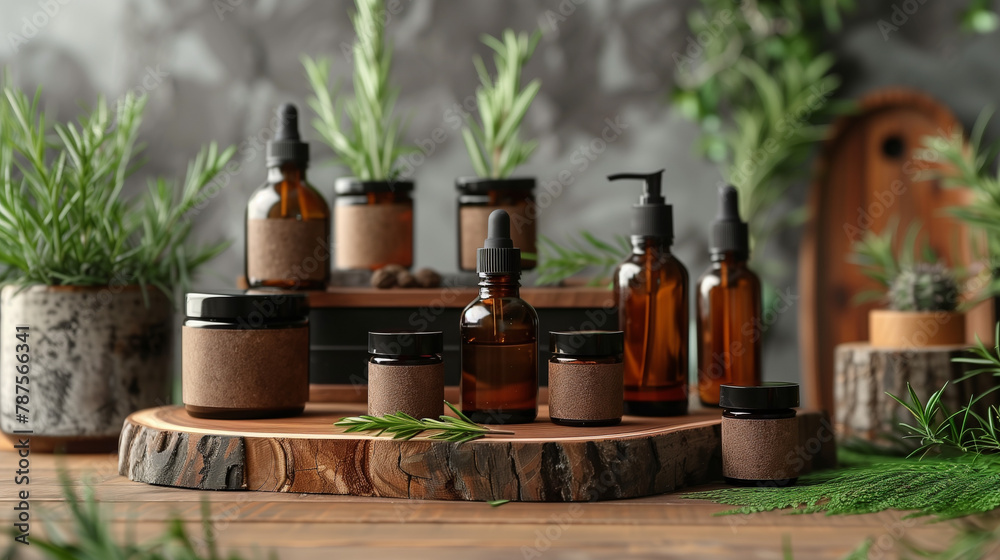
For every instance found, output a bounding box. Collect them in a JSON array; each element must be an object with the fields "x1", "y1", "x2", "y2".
[
  {"x1": 247, "y1": 219, "x2": 328, "y2": 283},
  {"x1": 722, "y1": 416, "x2": 799, "y2": 481}
]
